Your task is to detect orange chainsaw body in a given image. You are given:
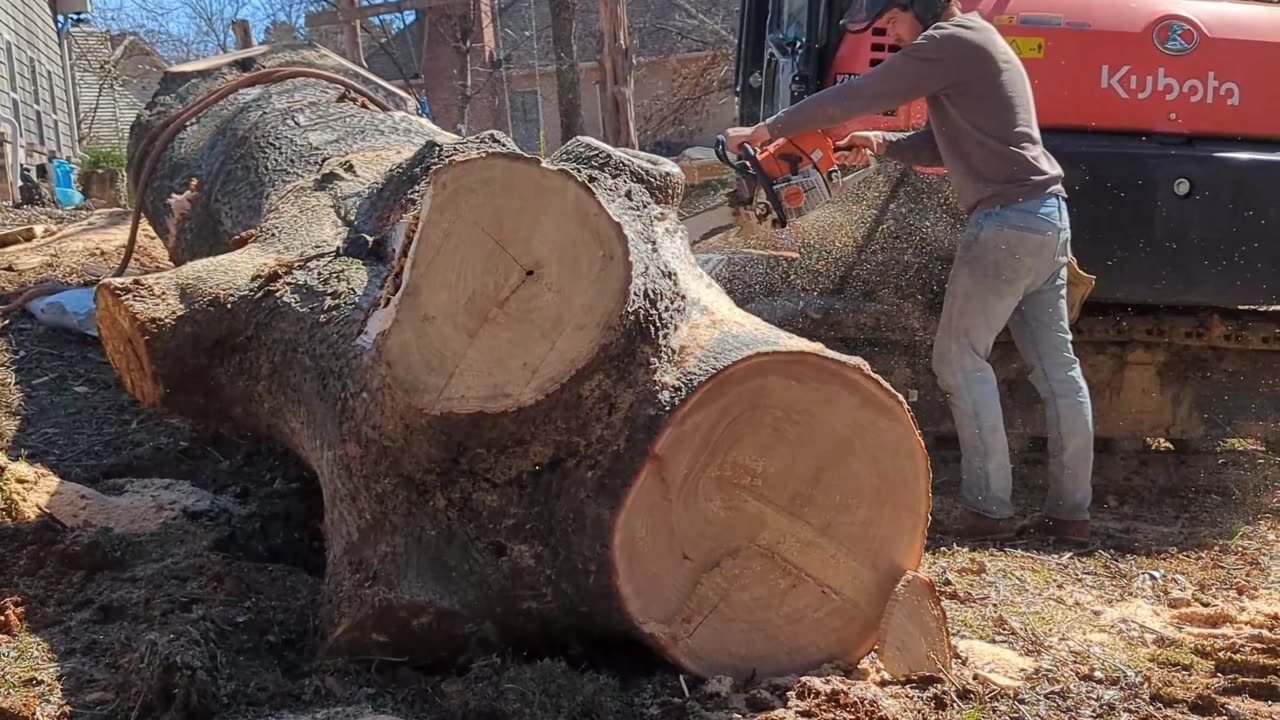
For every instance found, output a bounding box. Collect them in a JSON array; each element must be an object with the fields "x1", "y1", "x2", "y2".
[{"x1": 718, "y1": 130, "x2": 872, "y2": 232}]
